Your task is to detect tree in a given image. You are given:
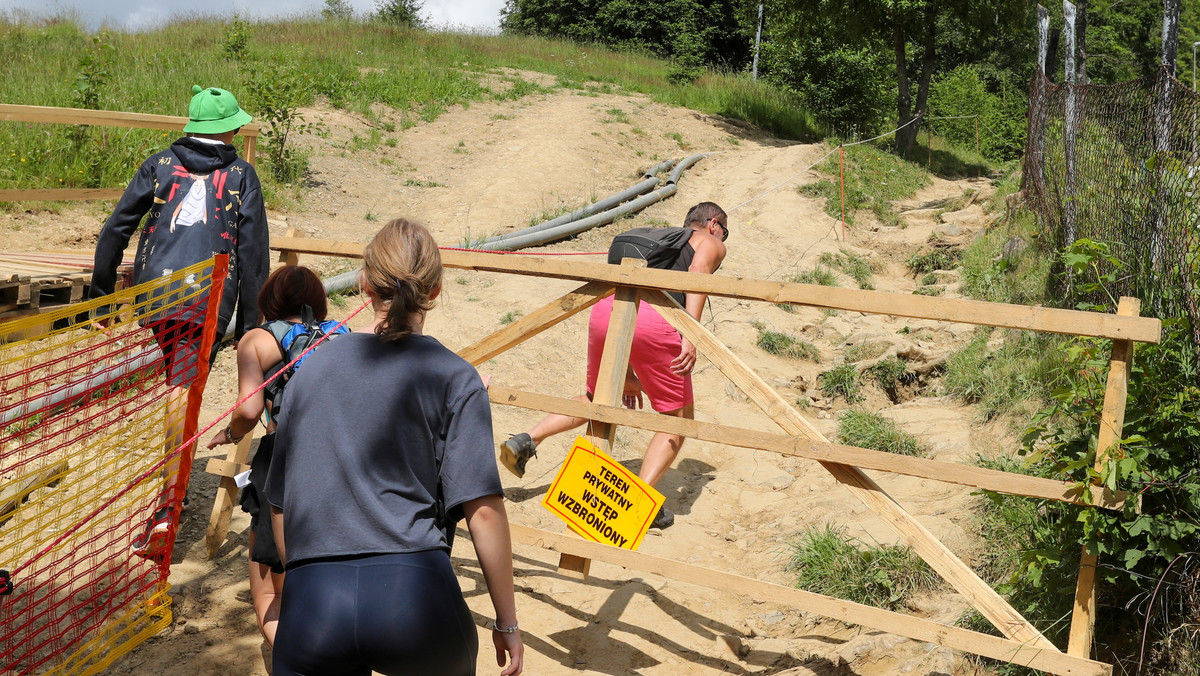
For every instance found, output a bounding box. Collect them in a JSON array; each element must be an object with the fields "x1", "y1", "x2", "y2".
[
  {"x1": 500, "y1": 0, "x2": 754, "y2": 71},
  {"x1": 322, "y1": 0, "x2": 355, "y2": 20},
  {"x1": 375, "y1": 0, "x2": 426, "y2": 28},
  {"x1": 765, "y1": 0, "x2": 1027, "y2": 155}
]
